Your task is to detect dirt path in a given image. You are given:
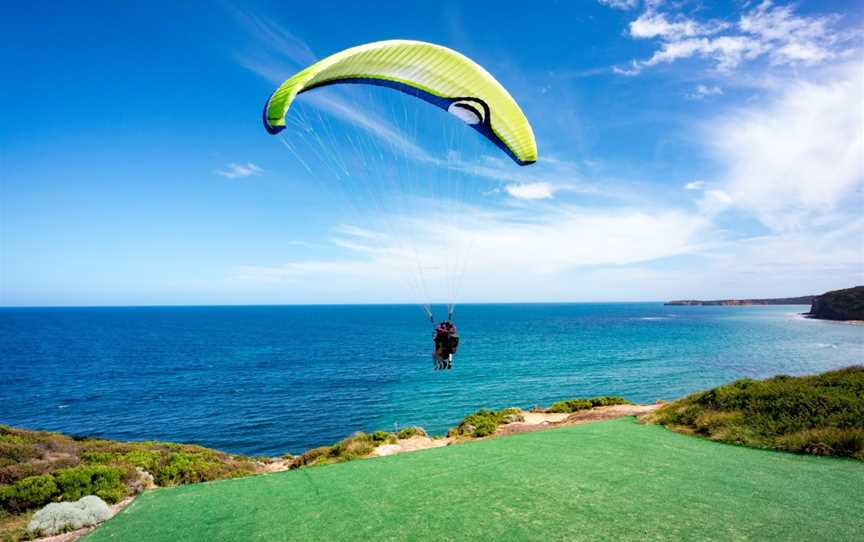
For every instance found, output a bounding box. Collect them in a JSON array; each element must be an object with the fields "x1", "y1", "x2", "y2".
[
  {"x1": 372, "y1": 403, "x2": 663, "y2": 457},
  {"x1": 372, "y1": 435, "x2": 449, "y2": 457},
  {"x1": 497, "y1": 404, "x2": 662, "y2": 436}
]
